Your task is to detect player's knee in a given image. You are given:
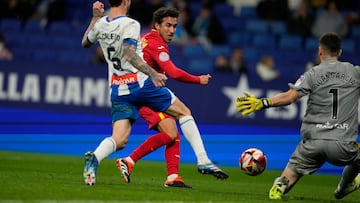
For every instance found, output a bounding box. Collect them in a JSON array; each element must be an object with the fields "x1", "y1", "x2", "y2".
[{"x1": 113, "y1": 136, "x2": 128, "y2": 150}]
